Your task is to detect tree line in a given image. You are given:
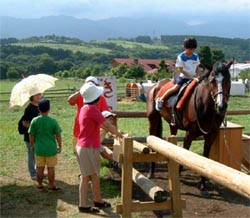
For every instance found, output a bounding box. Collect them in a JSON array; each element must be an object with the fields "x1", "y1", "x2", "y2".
[{"x1": 0, "y1": 35, "x2": 249, "y2": 80}]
